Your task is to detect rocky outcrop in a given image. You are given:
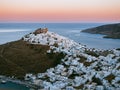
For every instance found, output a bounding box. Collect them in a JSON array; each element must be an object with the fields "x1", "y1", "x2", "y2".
[{"x1": 33, "y1": 28, "x2": 48, "y2": 35}]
